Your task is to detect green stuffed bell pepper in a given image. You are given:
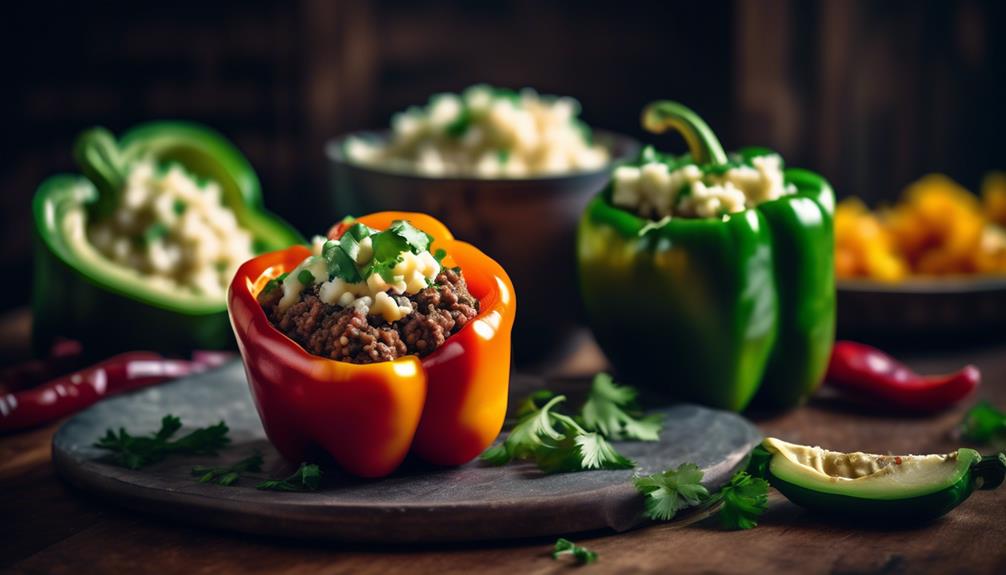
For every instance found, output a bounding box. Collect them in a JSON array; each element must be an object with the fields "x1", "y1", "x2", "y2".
[
  {"x1": 577, "y1": 101, "x2": 835, "y2": 411},
  {"x1": 33, "y1": 122, "x2": 303, "y2": 356}
]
